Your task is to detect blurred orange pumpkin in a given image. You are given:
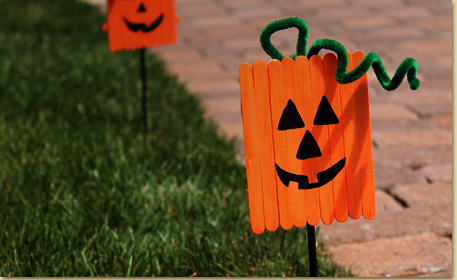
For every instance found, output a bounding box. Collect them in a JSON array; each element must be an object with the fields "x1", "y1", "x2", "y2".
[{"x1": 103, "y1": 0, "x2": 179, "y2": 52}]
